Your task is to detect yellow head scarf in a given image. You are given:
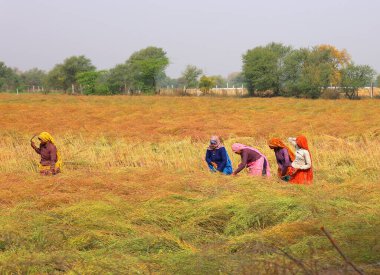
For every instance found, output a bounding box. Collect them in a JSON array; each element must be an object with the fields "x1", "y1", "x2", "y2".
[{"x1": 38, "y1": 132, "x2": 62, "y2": 170}]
